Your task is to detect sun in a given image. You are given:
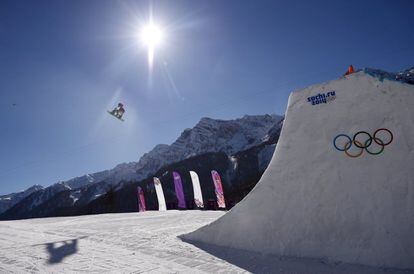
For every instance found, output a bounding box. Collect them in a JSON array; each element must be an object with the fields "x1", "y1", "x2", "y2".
[
  {"x1": 139, "y1": 22, "x2": 163, "y2": 68},
  {"x1": 140, "y1": 23, "x2": 163, "y2": 48}
]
